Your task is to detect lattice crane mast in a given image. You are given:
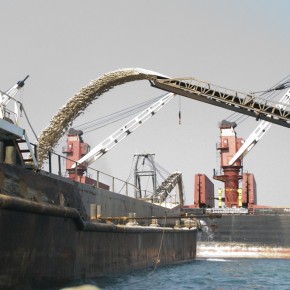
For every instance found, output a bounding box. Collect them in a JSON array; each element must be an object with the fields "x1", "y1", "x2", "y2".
[
  {"x1": 133, "y1": 153, "x2": 184, "y2": 207},
  {"x1": 150, "y1": 77, "x2": 290, "y2": 128}
]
